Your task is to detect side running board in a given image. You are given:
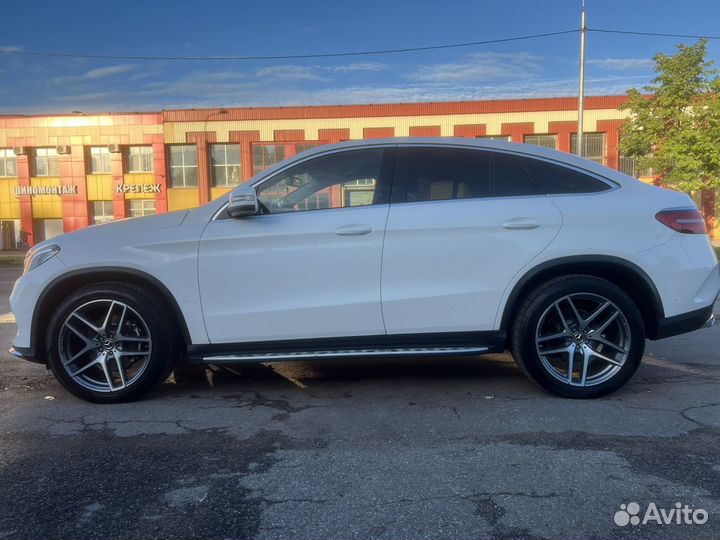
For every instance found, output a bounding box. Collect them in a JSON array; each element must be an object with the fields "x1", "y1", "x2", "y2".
[{"x1": 200, "y1": 346, "x2": 490, "y2": 364}]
